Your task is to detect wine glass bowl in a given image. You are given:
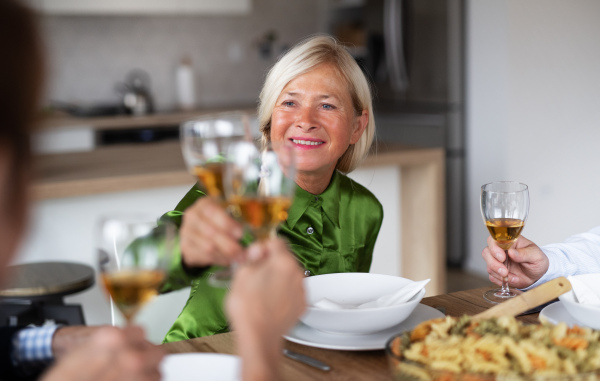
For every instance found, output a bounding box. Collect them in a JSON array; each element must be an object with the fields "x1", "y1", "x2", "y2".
[
  {"x1": 225, "y1": 141, "x2": 296, "y2": 241},
  {"x1": 480, "y1": 181, "x2": 530, "y2": 304},
  {"x1": 97, "y1": 215, "x2": 175, "y2": 324},
  {"x1": 180, "y1": 112, "x2": 249, "y2": 199}
]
